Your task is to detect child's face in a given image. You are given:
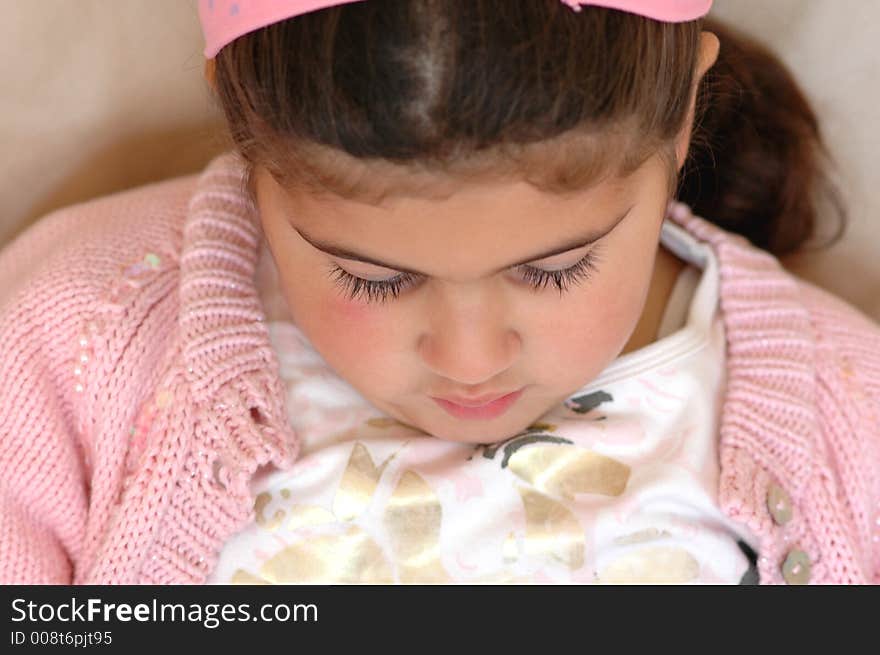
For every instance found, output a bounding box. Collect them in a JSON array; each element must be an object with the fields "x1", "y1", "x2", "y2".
[{"x1": 255, "y1": 153, "x2": 672, "y2": 444}]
